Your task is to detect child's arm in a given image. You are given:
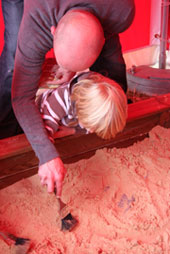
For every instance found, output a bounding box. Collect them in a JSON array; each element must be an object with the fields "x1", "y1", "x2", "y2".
[
  {"x1": 38, "y1": 85, "x2": 73, "y2": 142},
  {"x1": 45, "y1": 65, "x2": 76, "y2": 86},
  {"x1": 53, "y1": 126, "x2": 76, "y2": 139}
]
